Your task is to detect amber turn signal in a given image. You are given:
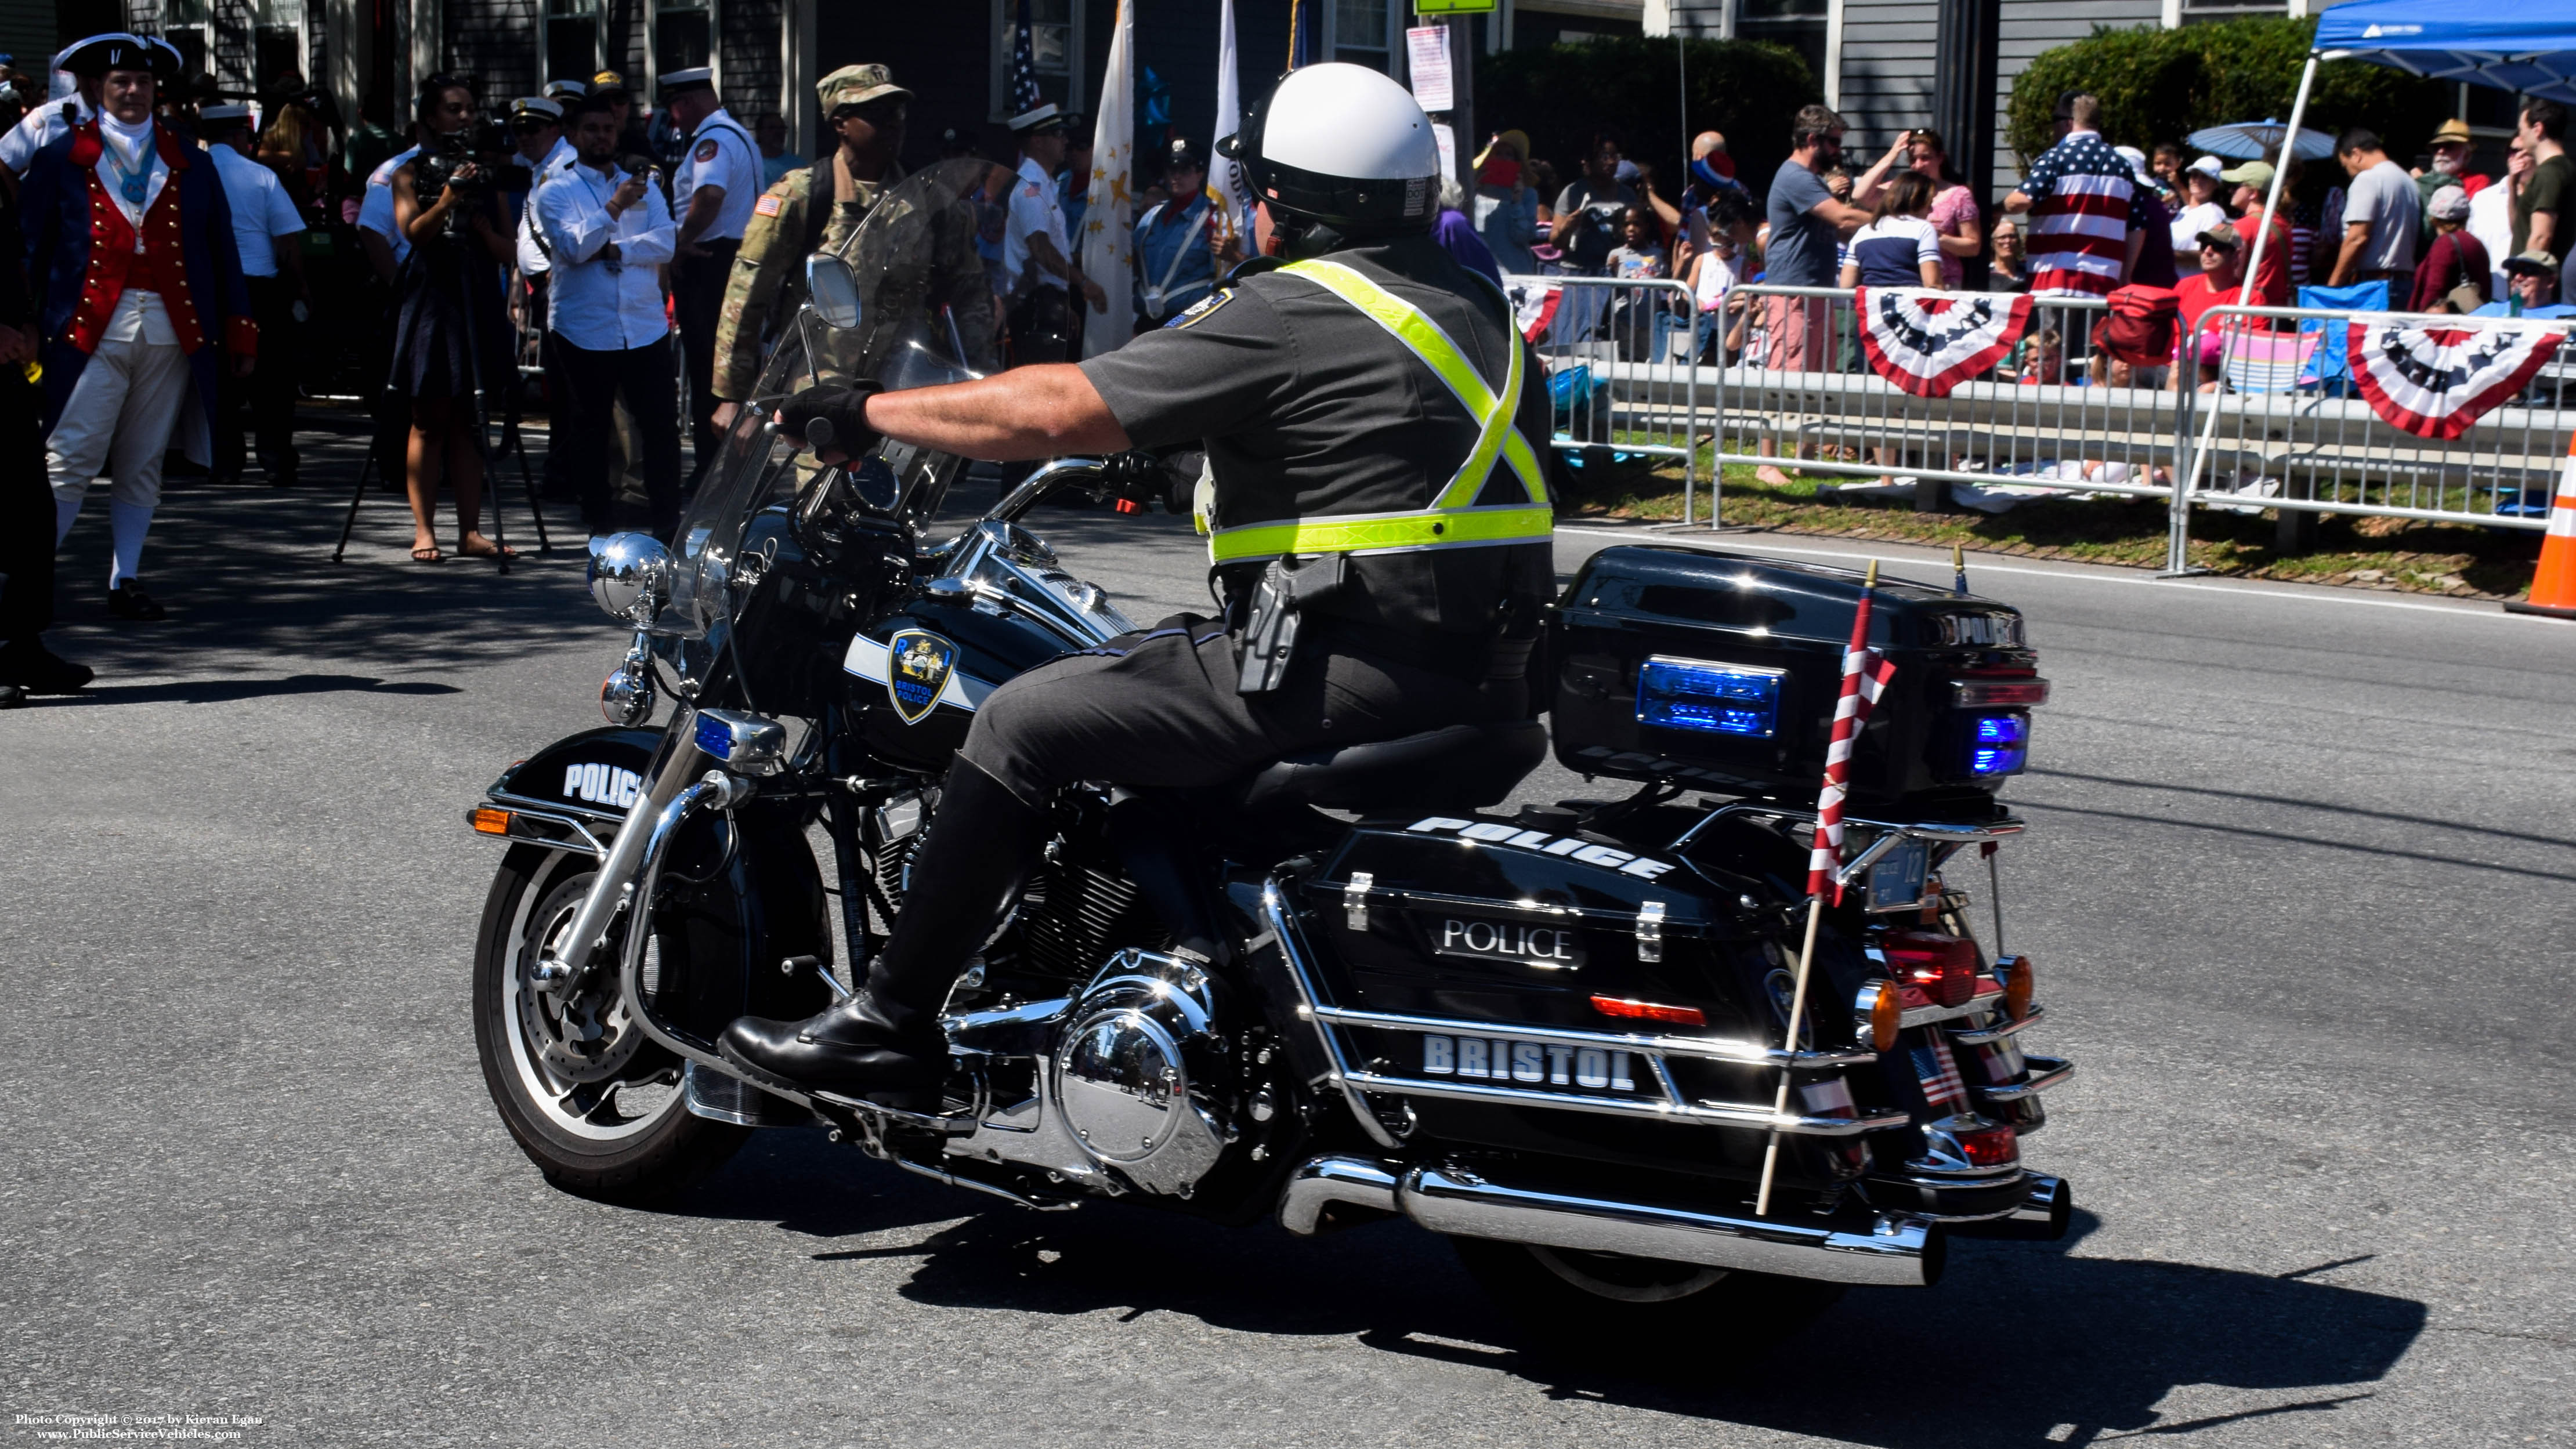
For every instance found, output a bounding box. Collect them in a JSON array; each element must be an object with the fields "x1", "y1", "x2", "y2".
[
  {"x1": 2000, "y1": 954, "x2": 2035, "y2": 1021},
  {"x1": 470, "y1": 807, "x2": 512, "y2": 836},
  {"x1": 1864, "y1": 979, "x2": 1902, "y2": 1052}
]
